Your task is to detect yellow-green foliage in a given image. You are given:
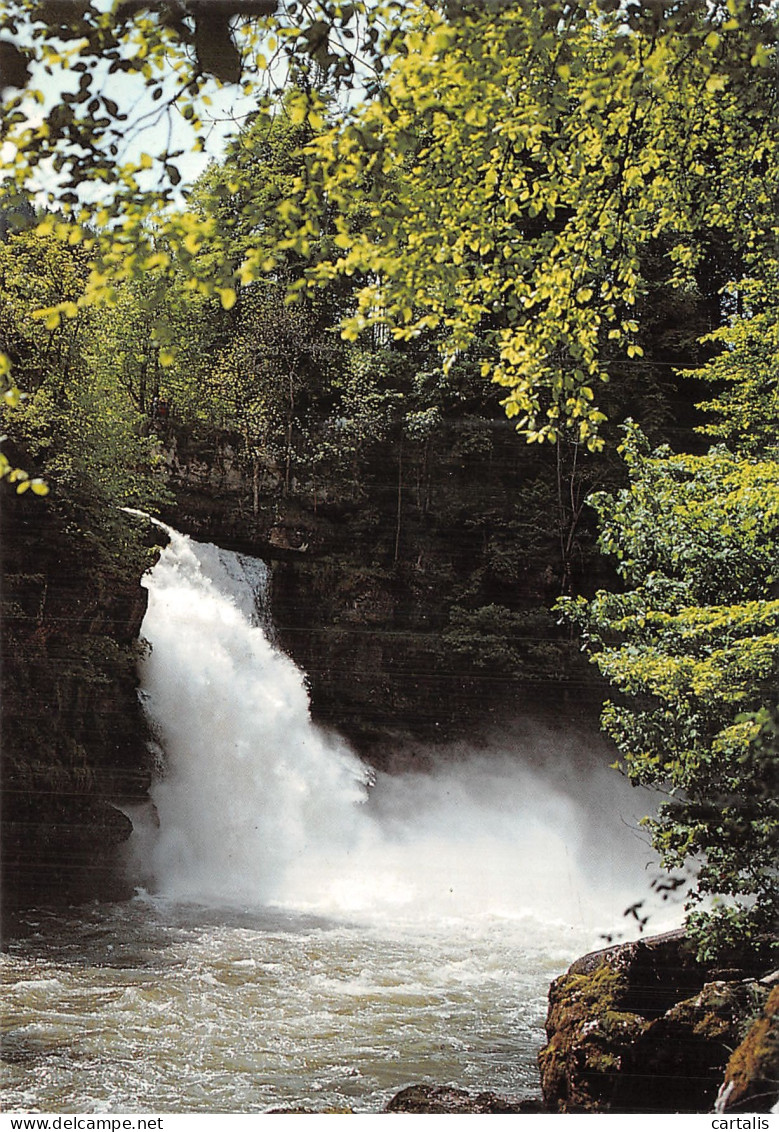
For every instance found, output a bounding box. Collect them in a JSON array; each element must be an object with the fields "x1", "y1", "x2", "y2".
[
  {"x1": 559, "y1": 424, "x2": 779, "y2": 958},
  {"x1": 690, "y1": 278, "x2": 779, "y2": 455},
  {"x1": 2, "y1": 1, "x2": 774, "y2": 452},
  {"x1": 0, "y1": 231, "x2": 167, "y2": 512},
  {"x1": 292, "y1": 1, "x2": 777, "y2": 447}
]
